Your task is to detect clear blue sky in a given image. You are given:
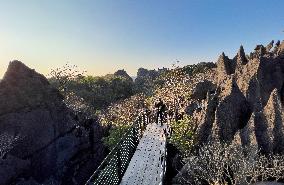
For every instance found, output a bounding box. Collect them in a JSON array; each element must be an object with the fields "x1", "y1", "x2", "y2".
[{"x1": 0, "y1": 0, "x2": 283, "y2": 77}]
